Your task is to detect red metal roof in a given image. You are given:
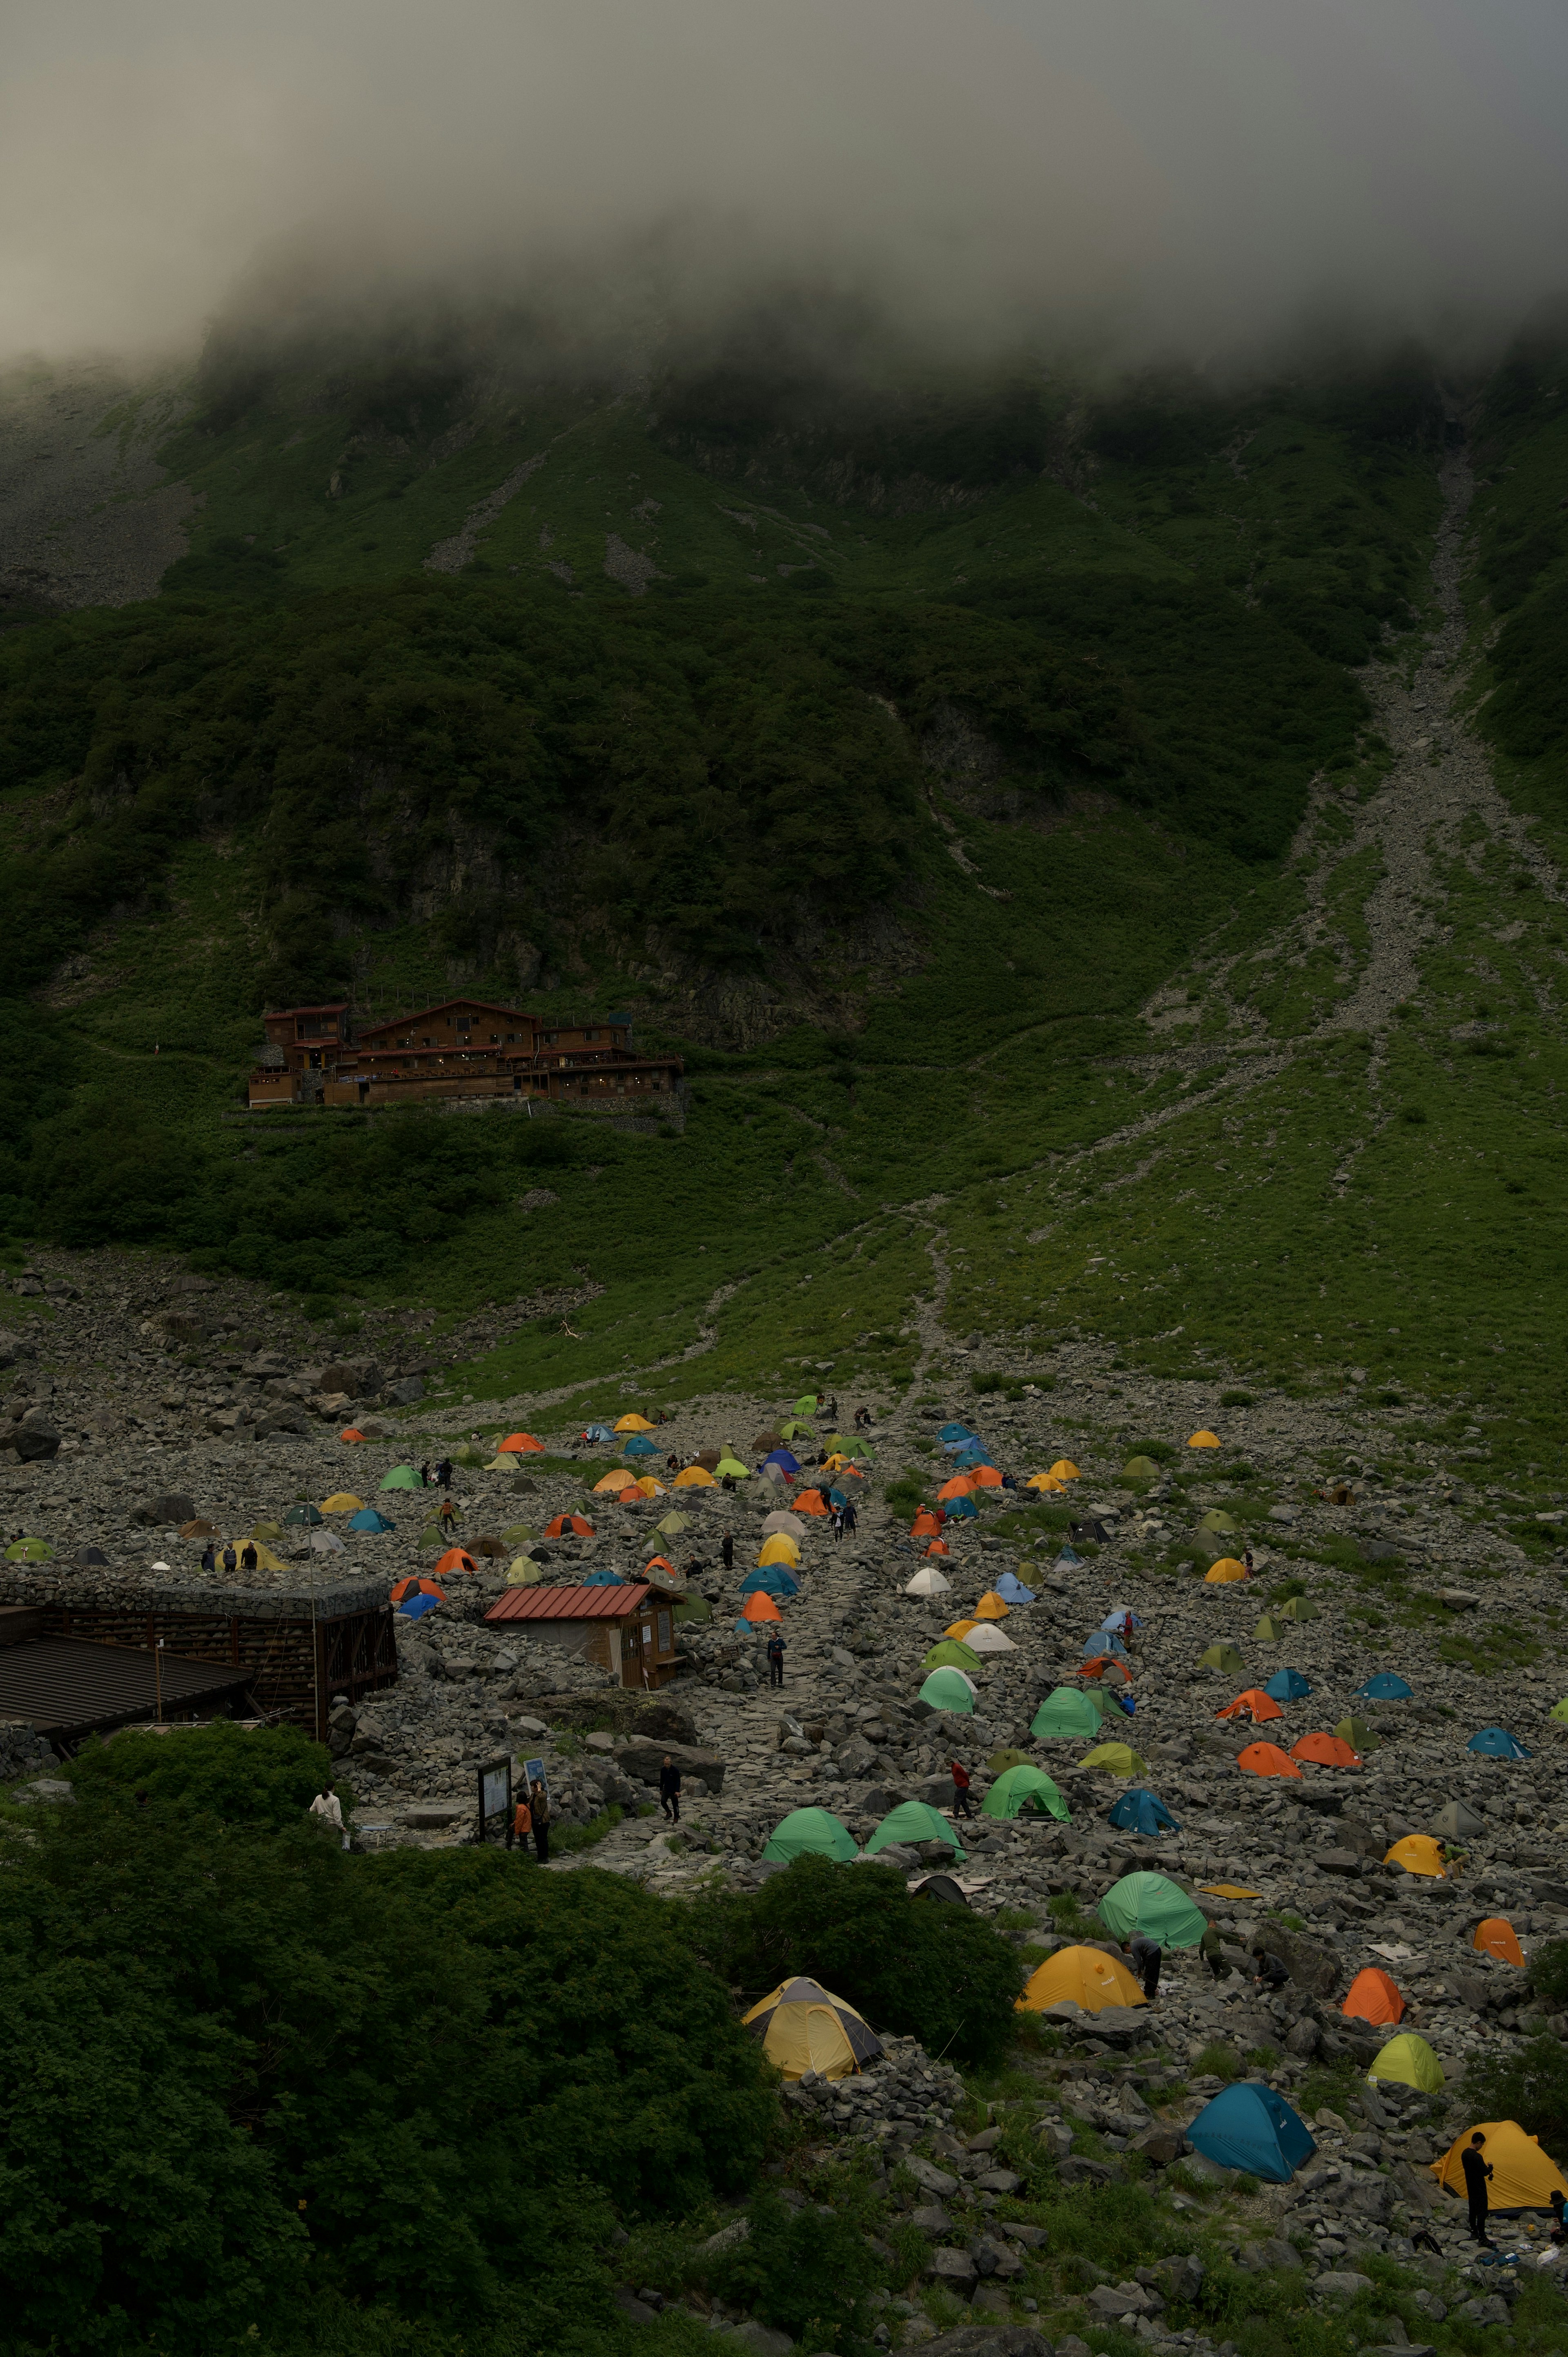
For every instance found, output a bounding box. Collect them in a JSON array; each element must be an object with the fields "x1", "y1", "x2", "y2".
[{"x1": 486, "y1": 1583, "x2": 651, "y2": 1623}]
